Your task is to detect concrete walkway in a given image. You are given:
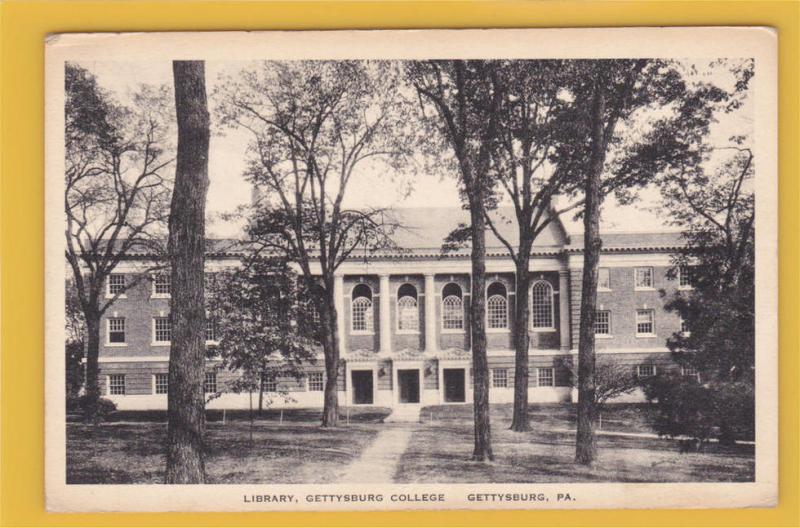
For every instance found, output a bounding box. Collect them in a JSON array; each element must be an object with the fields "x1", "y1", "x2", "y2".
[{"x1": 339, "y1": 426, "x2": 413, "y2": 483}]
